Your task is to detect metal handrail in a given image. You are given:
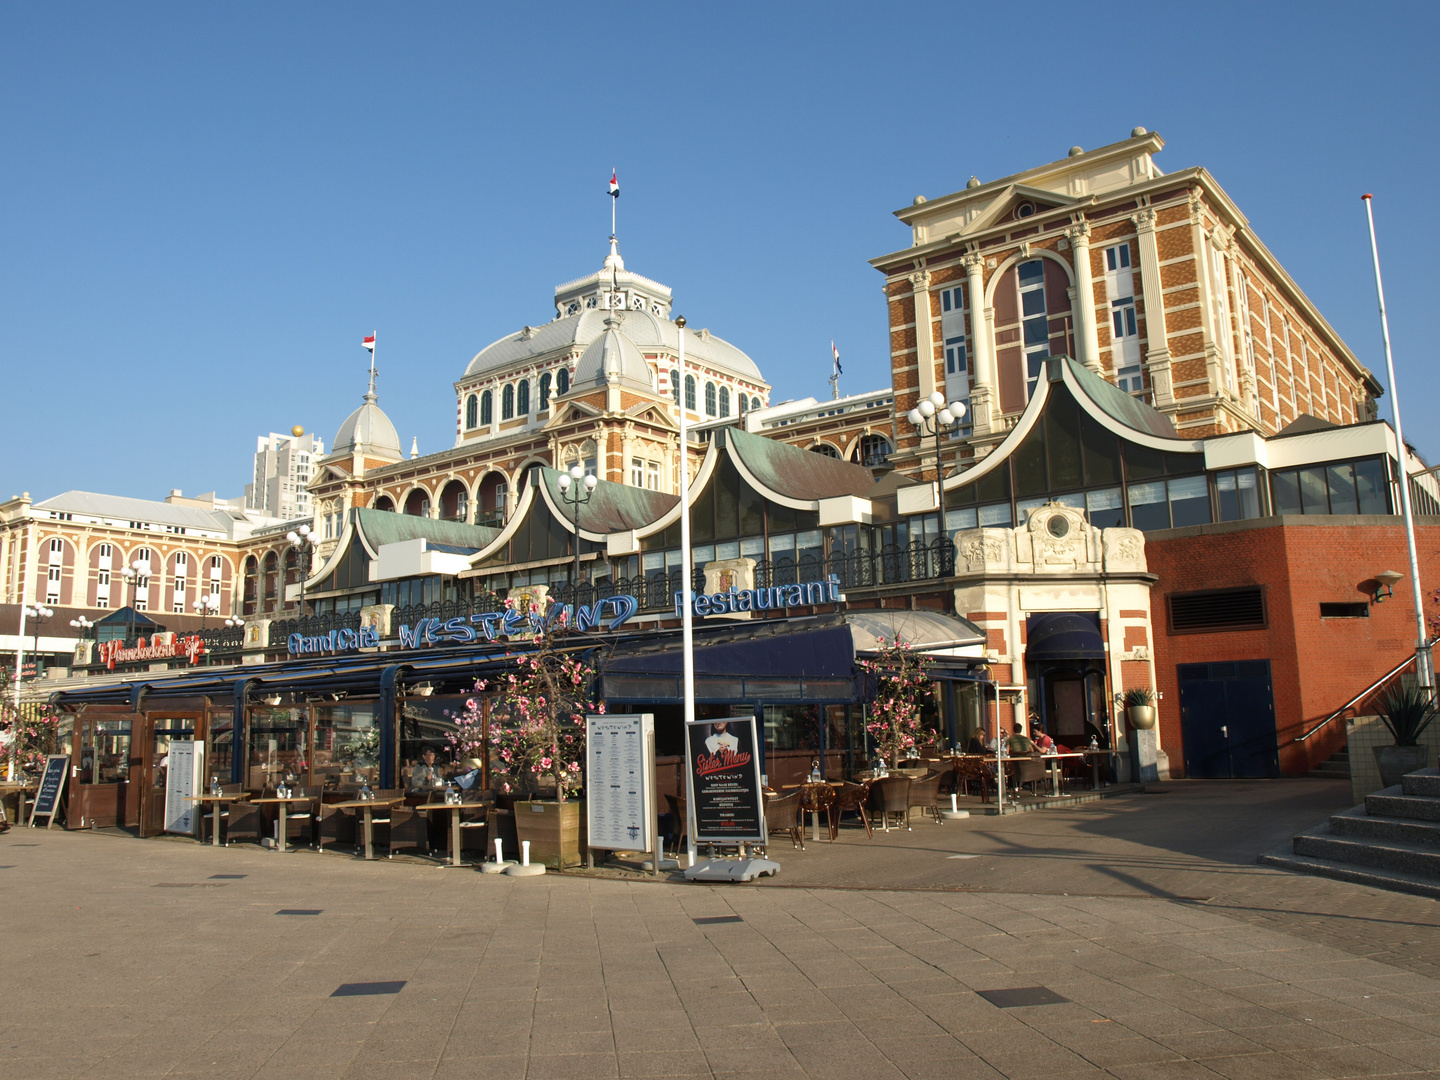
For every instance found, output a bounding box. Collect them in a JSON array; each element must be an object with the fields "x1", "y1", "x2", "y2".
[{"x1": 1293, "y1": 653, "x2": 1416, "y2": 743}]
